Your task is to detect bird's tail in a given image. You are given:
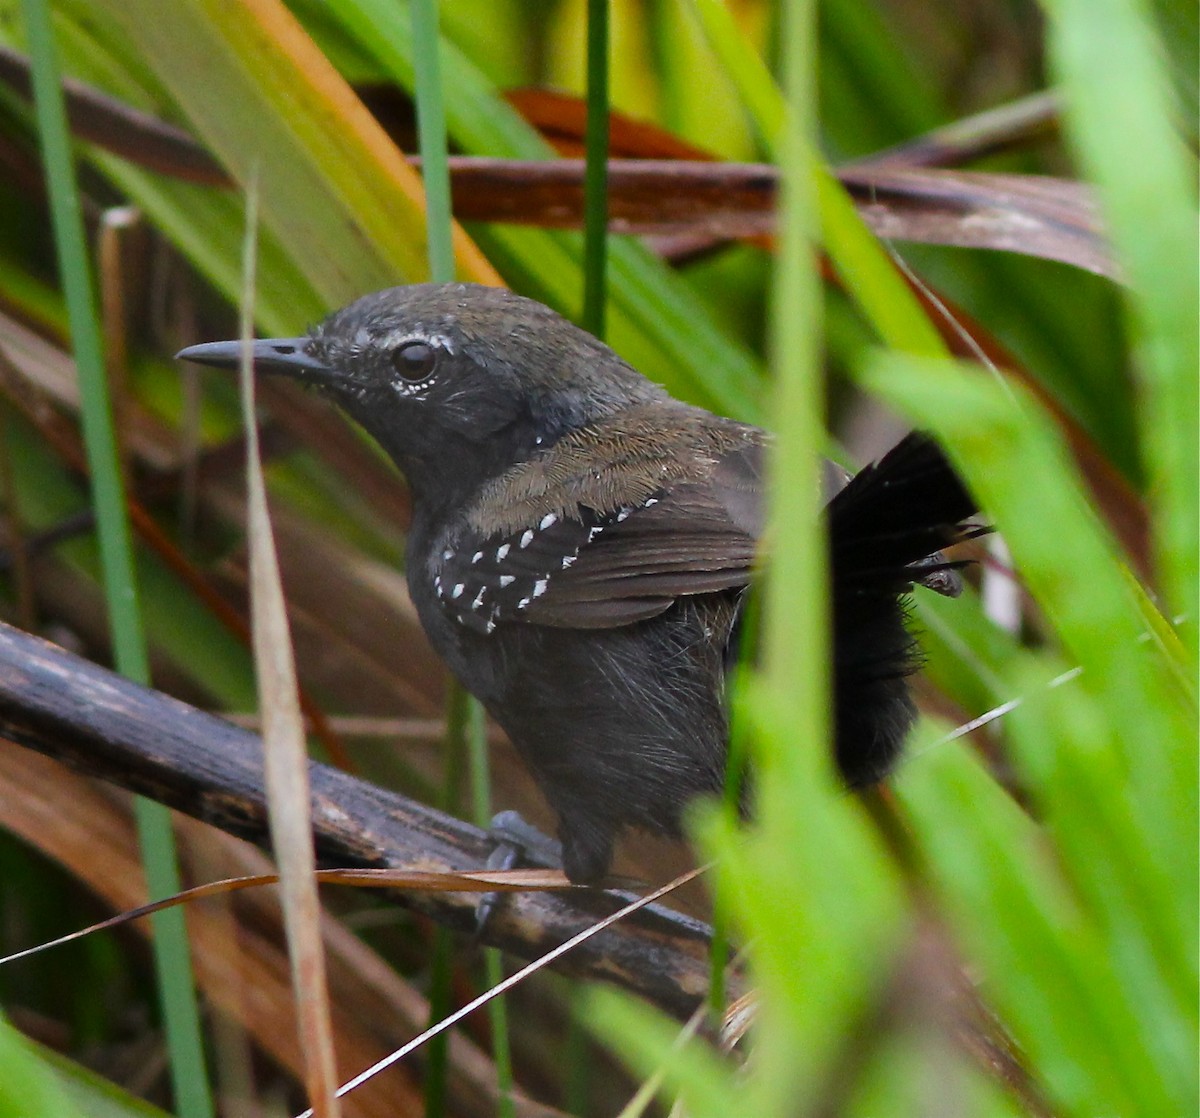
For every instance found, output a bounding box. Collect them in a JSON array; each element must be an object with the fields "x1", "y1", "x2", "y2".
[{"x1": 825, "y1": 433, "x2": 983, "y2": 786}]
